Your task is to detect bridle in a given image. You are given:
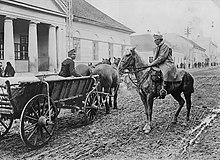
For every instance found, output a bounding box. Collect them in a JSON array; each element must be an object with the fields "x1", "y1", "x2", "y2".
[{"x1": 119, "y1": 53, "x2": 149, "y2": 88}]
